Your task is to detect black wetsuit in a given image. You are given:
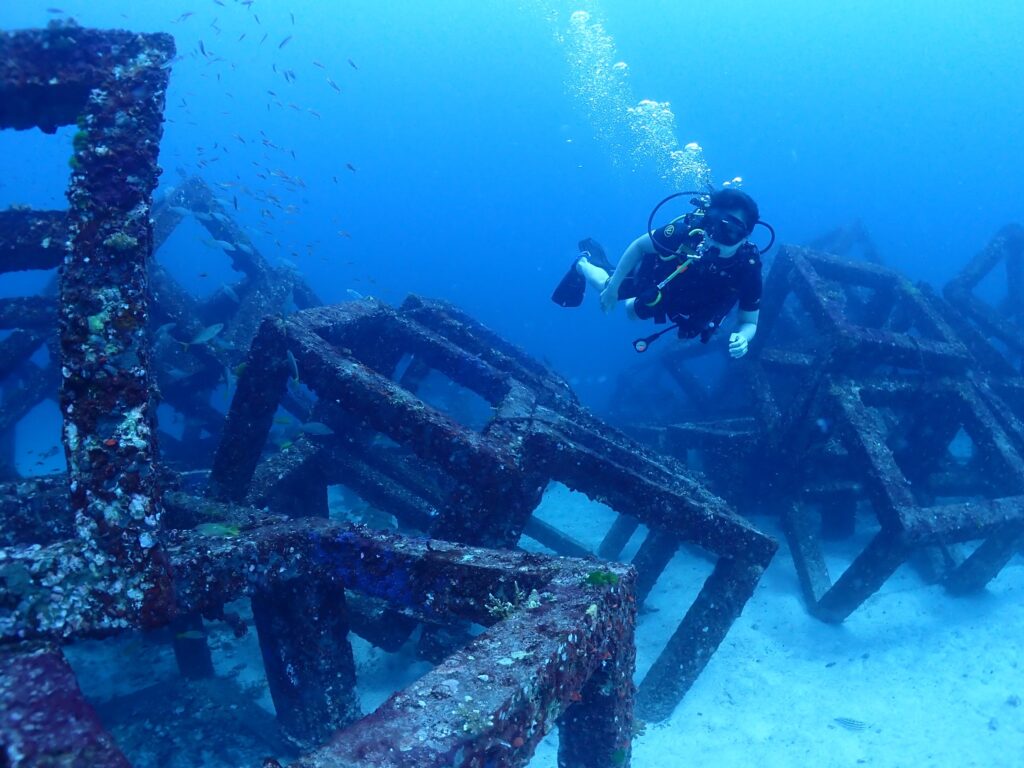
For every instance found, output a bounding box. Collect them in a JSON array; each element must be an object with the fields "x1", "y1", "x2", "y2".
[{"x1": 616, "y1": 215, "x2": 762, "y2": 341}]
